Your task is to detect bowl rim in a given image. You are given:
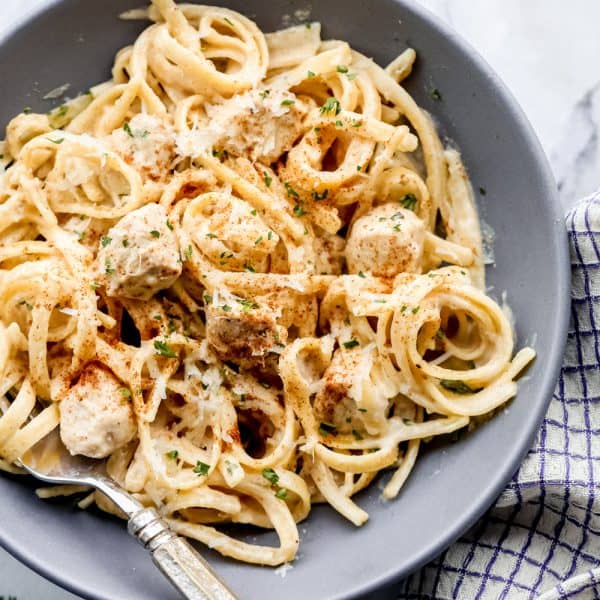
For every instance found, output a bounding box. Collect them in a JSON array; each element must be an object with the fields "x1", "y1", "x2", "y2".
[{"x1": 0, "y1": 1, "x2": 571, "y2": 599}]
